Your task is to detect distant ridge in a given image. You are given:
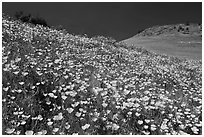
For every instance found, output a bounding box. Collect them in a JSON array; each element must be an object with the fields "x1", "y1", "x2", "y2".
[{"x1": 135, "y1": 23, "x2": 202, "y2": 37}]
